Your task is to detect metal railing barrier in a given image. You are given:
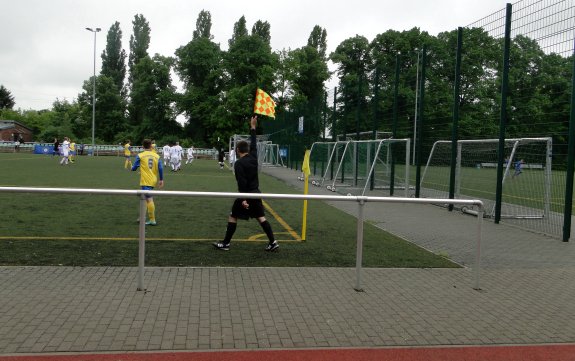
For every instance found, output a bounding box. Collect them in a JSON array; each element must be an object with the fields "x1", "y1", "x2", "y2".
[{"x1": 0, "y1": 187, "x2": 484, "y2": 291}]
